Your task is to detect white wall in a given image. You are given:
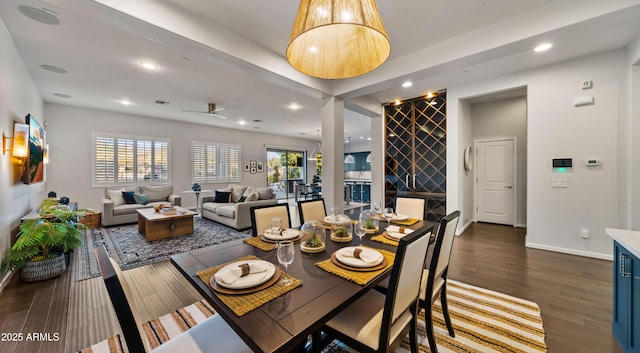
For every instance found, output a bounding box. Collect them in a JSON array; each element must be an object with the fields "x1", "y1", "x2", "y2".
[
  {"x1": 0, "y1": 20, "x2": 44, "y2": 284},
  {"x1": 629, "y1": 34, "x2": 640, "y2": 229},
  {"x1": 448, "y1": 49, "x2": 628, "y2": 259},
  {"x1": 458, "y1": 100, "x2": 474, "y2": 230},
  {"x1": 44, "y1": 103, "x2": 317, "y2": 211},
  {"x1": 471, "y1": 96, "x2": 528, "y2": 227}
]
